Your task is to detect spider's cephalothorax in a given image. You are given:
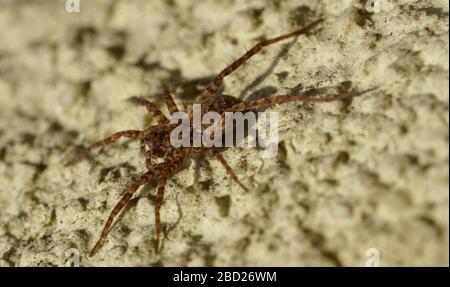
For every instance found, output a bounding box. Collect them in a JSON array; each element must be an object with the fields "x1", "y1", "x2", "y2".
[
  {"x1": 141, "y1": 123, "x2": 175, "y2": 163},
  {"x1": 85, "y1": 18, "x2": 371, "y2": 256}
]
